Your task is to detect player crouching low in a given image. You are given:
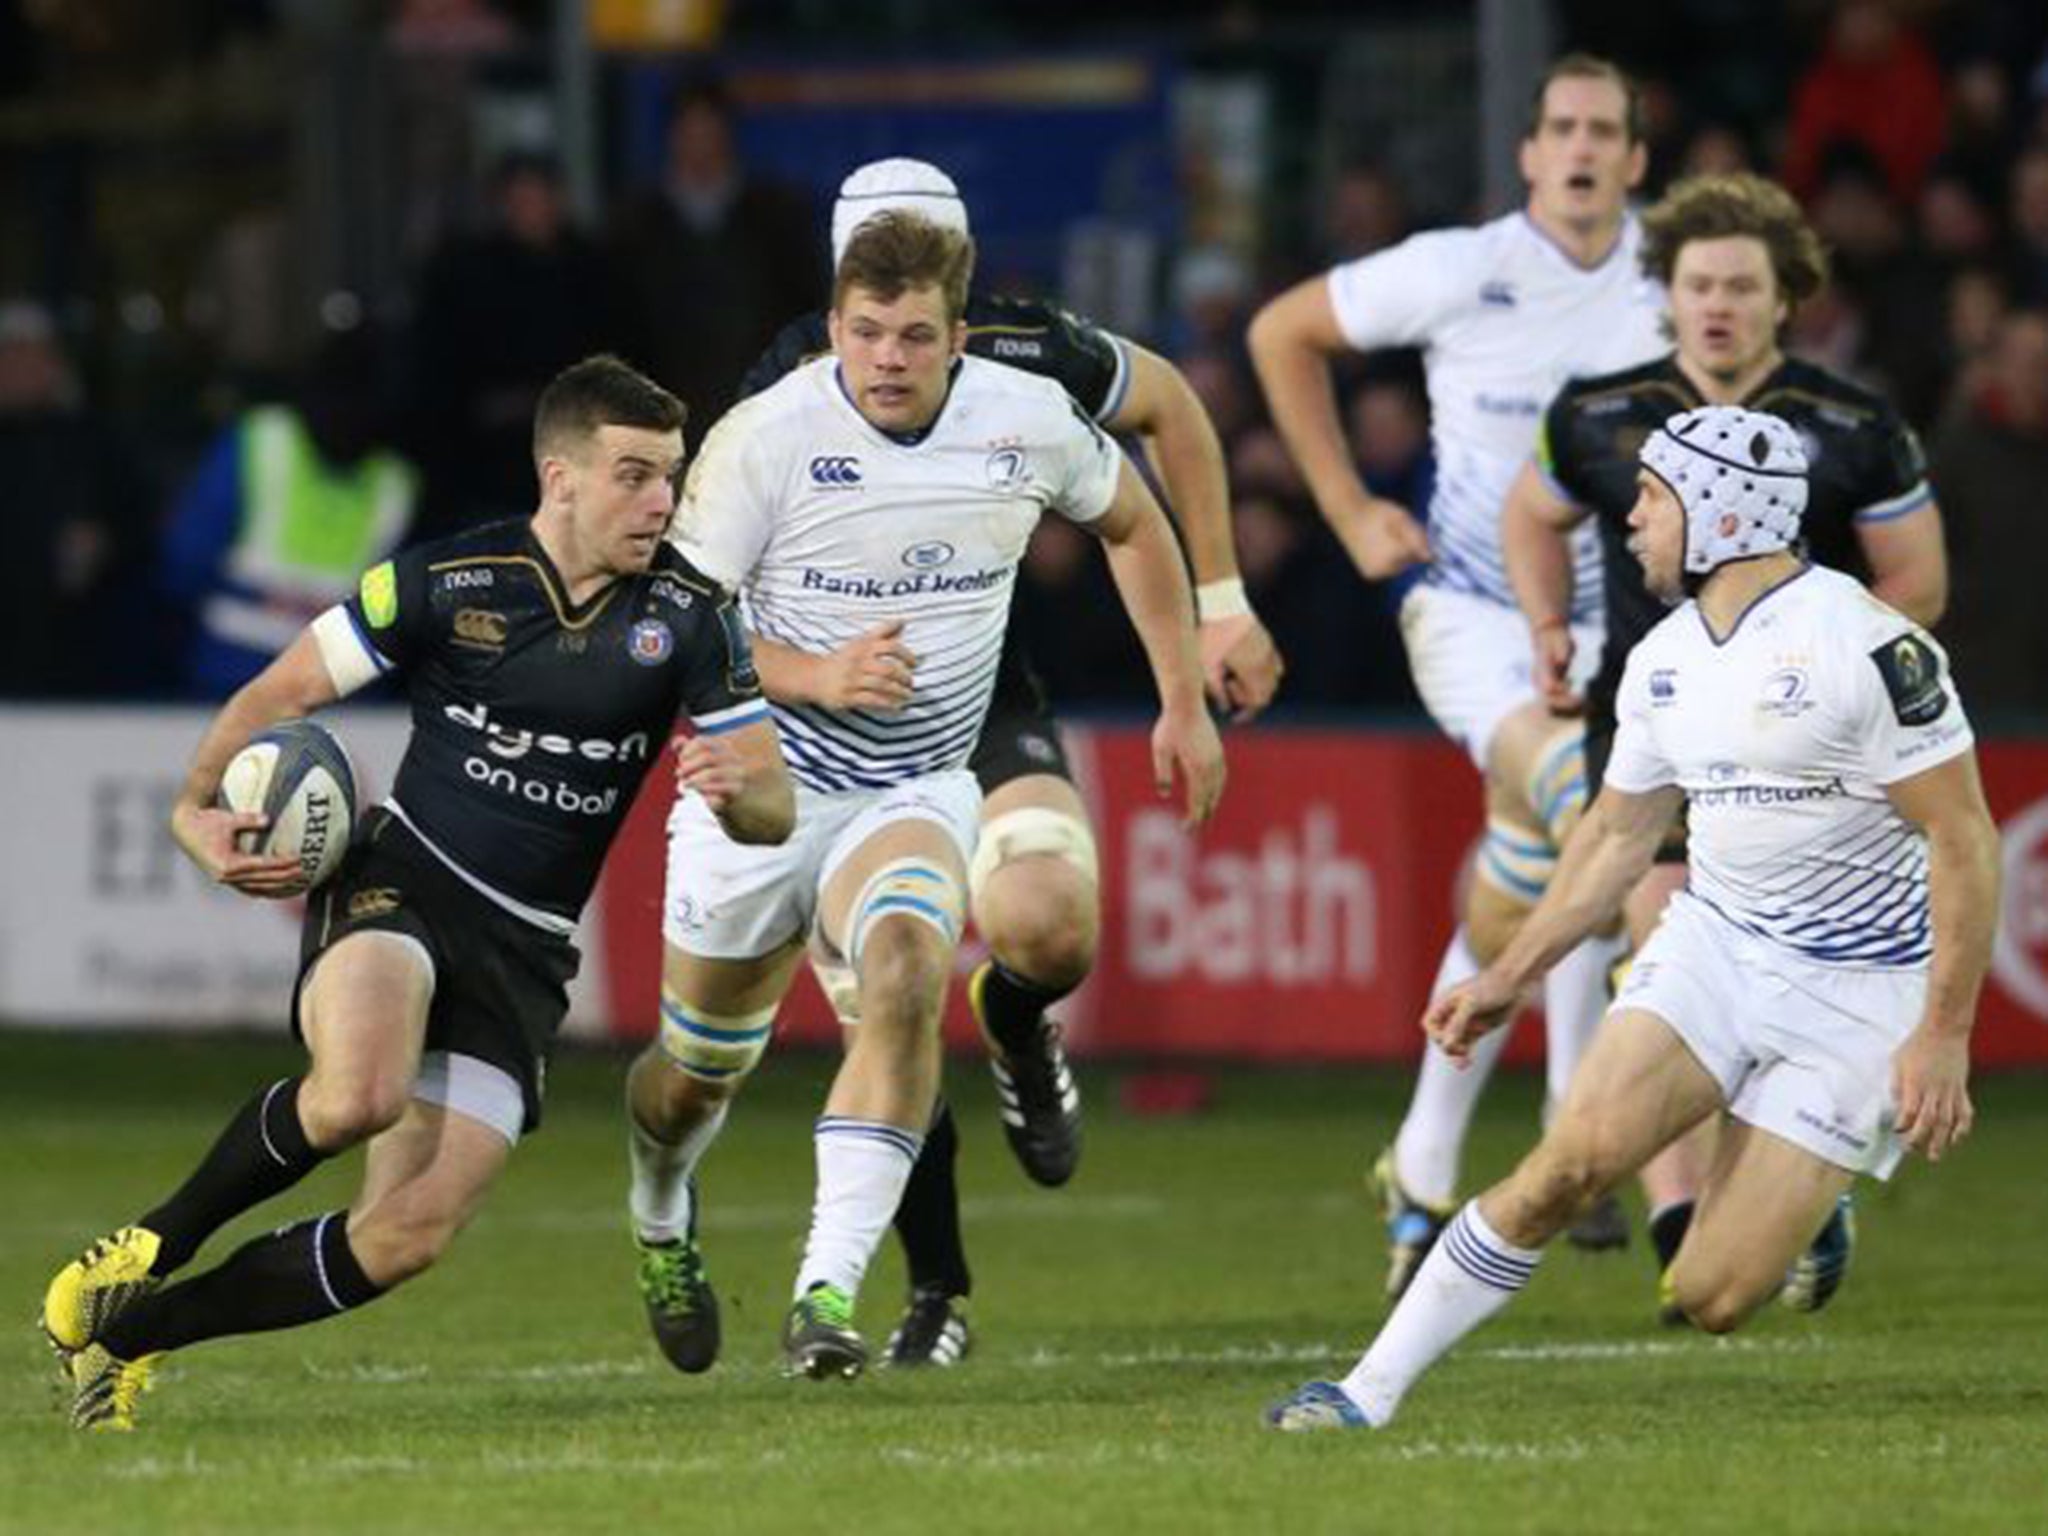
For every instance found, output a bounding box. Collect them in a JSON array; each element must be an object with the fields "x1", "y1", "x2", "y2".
[{"x1": 1269, "y1": 405, "x2": 1999, "y2": 1431}]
